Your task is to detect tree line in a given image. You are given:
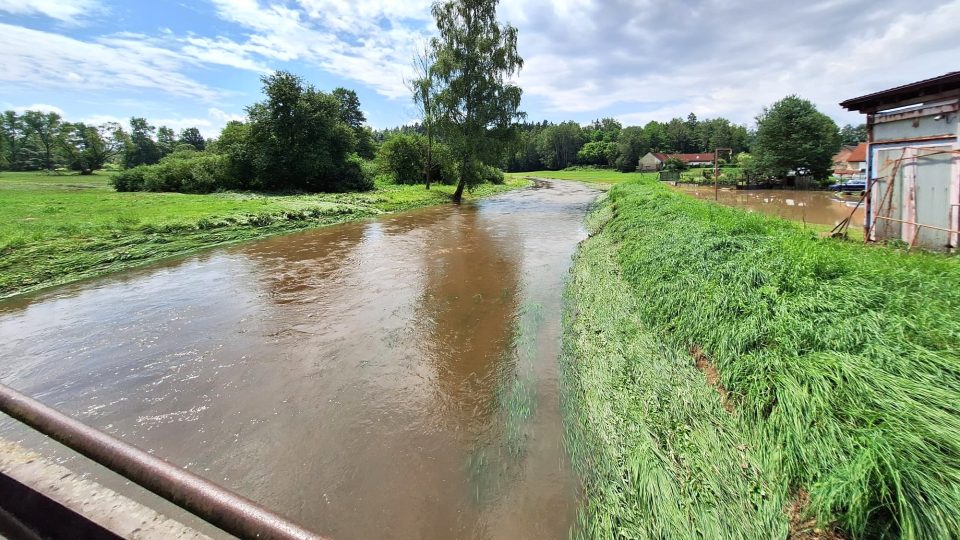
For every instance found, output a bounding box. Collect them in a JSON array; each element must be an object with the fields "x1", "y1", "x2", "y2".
[
  {"x1": 0, "y1": 110, "x2": 208, "y2": 175},
  {"x1": 502, "y1": 114, "x2": 751, "y2": 173},
  {"x1": 1, "y1": 0, "x2": 868, "y2": 190}
]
